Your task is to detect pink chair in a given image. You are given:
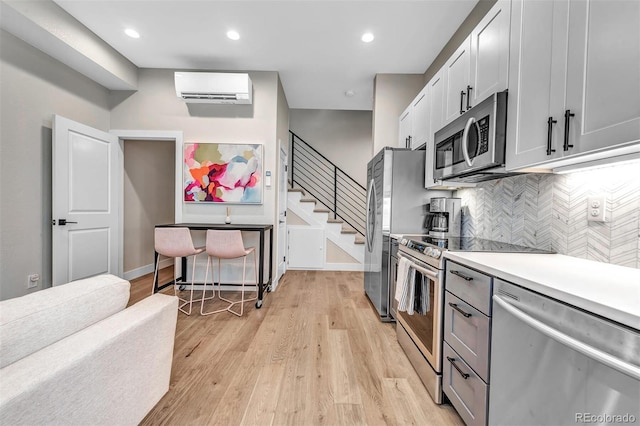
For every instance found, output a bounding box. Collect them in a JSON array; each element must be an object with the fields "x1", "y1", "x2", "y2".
[
  {"x1": 201, "y1": 230, "x2": 258, "y2": 317},
  {"x1": 153, "y1": 227, "x2": 204, "y2": 315}
]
